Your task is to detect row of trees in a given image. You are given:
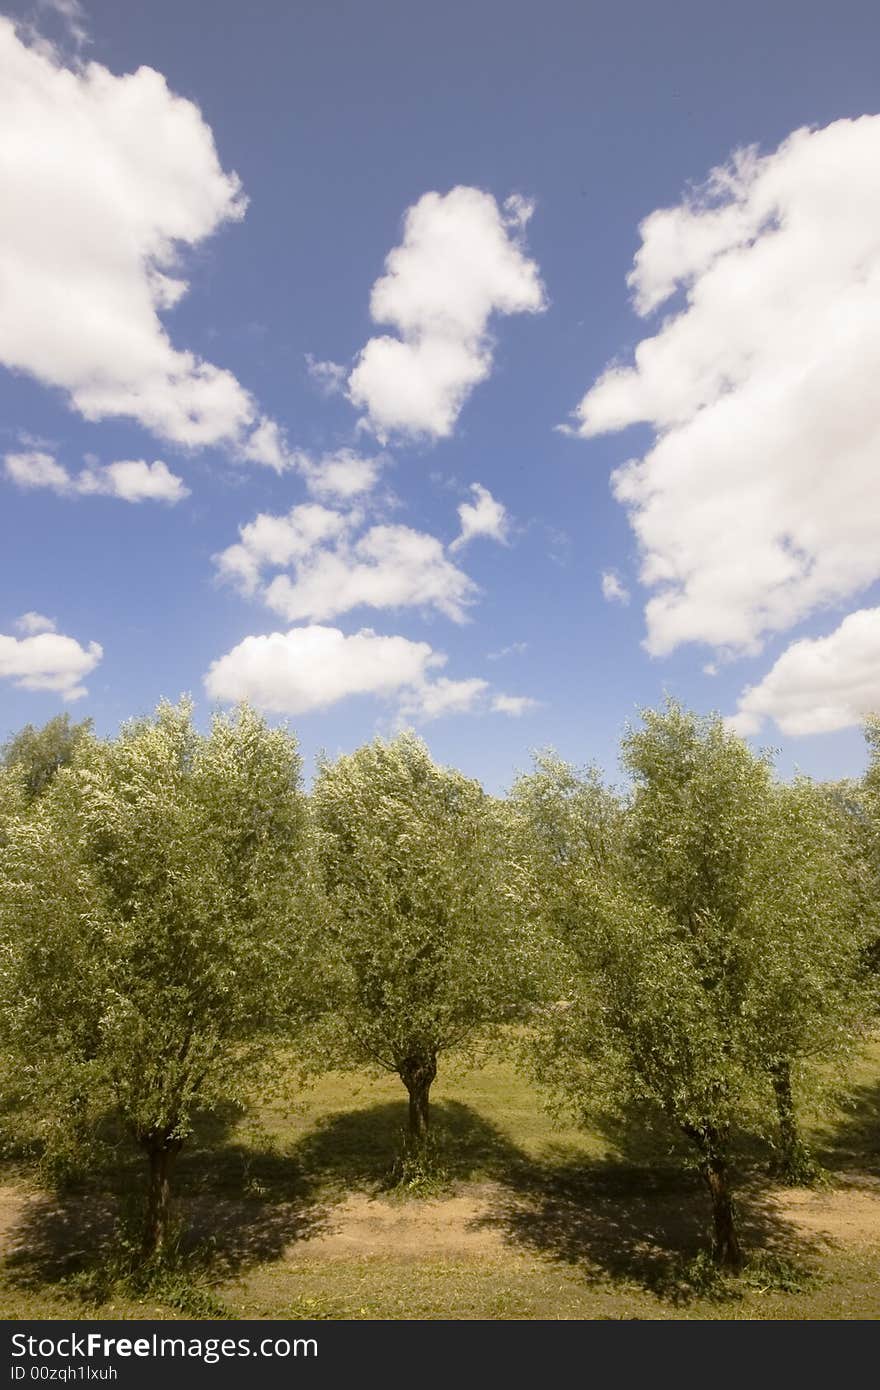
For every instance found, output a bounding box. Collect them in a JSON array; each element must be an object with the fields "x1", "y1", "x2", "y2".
[{"x1": 0, "y1": 701, "x2": 877, "y2": 1271}]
